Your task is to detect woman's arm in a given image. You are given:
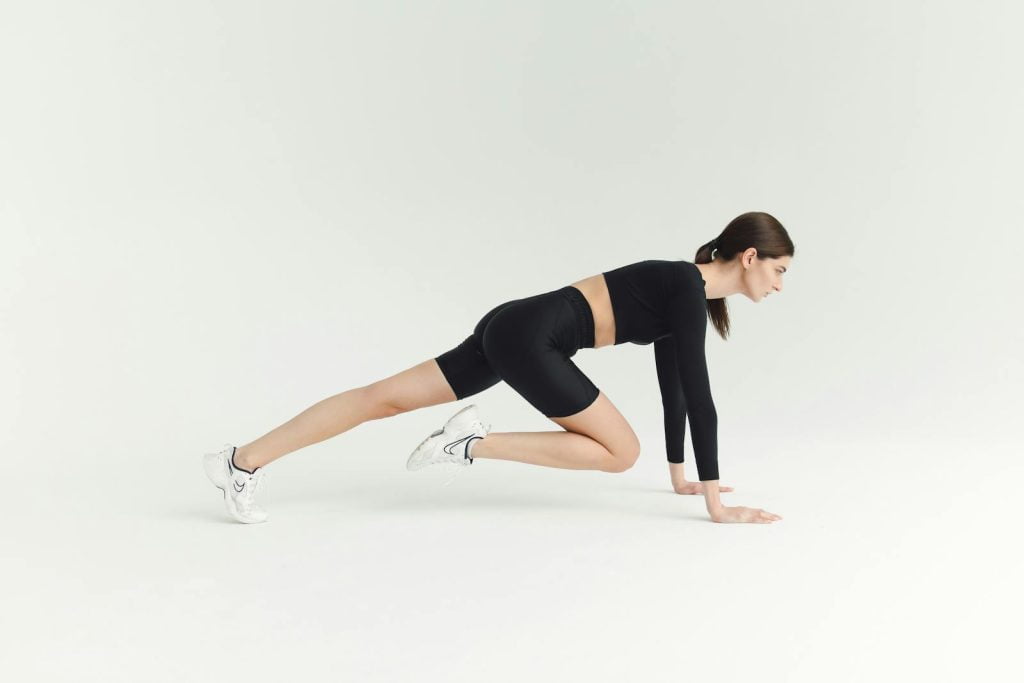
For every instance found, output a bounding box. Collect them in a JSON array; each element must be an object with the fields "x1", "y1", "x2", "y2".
[
  {"x1": 669, "y1": 461, "x2": 688, "y2": 491},
  {"x1": 653, "y1": 335, "x2": 688, "y2": 466},
  {"x1": 665, "y1": 284, "x2": 719, "y2": 482},
  {"x1": 670, "y1": 466, "x2": 727, "y2": 517}
]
